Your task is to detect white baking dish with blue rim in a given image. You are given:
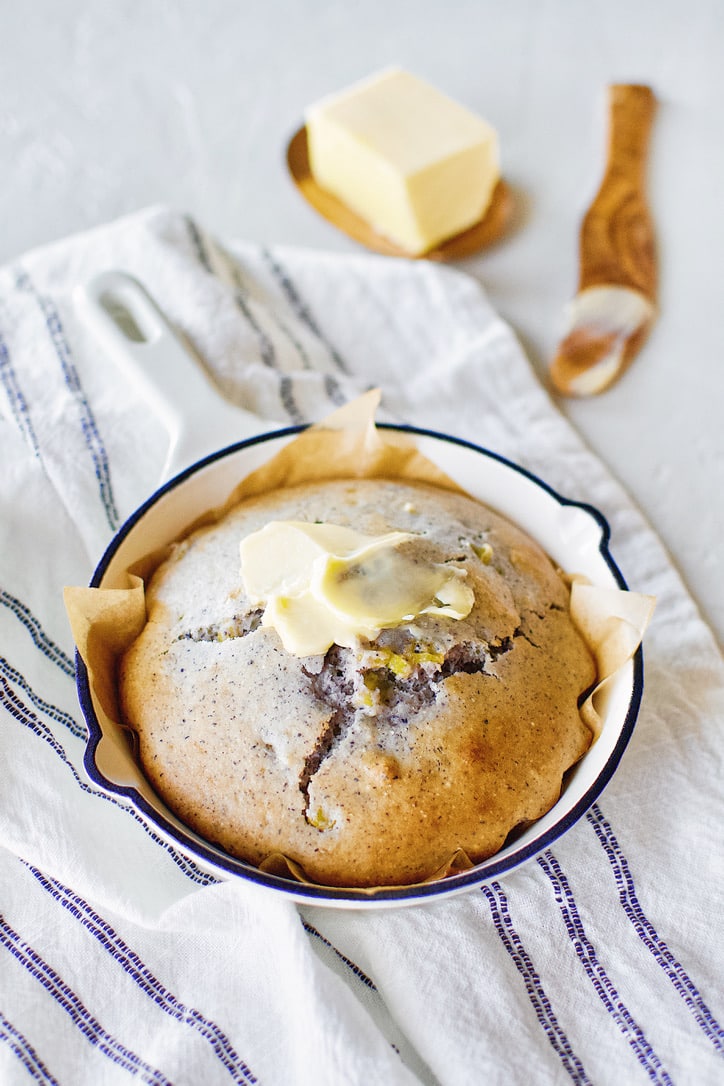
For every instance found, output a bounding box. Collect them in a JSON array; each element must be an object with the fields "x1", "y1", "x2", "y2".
[{"x1": 74, "y1": 273, "x2": 644, "y2": 909}]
